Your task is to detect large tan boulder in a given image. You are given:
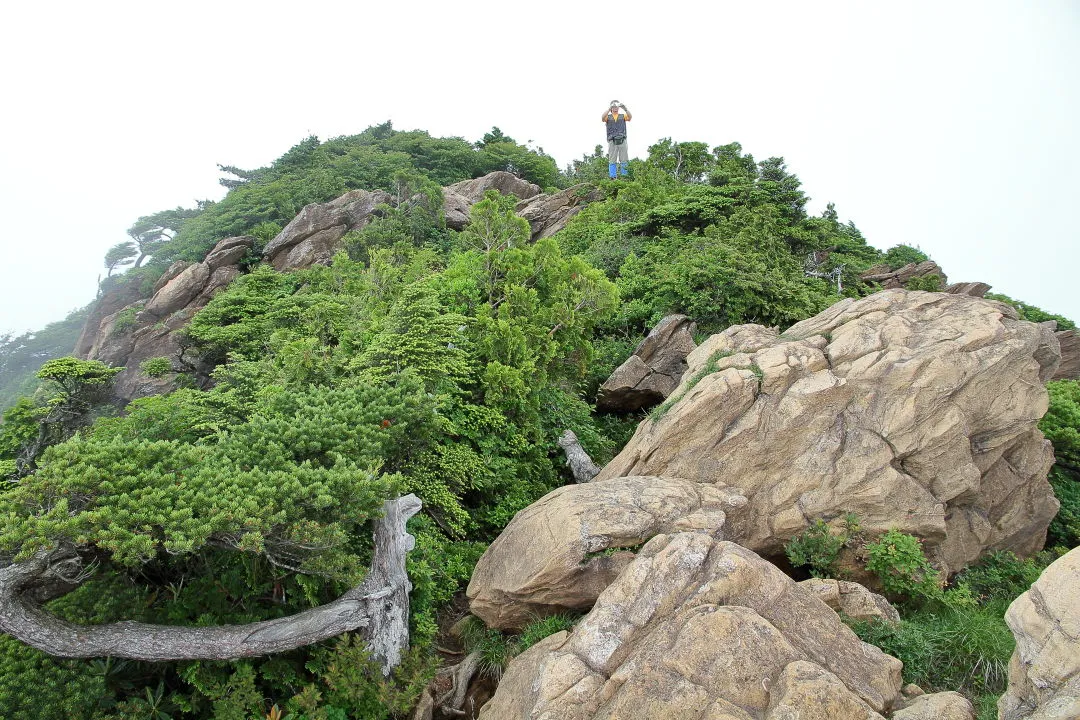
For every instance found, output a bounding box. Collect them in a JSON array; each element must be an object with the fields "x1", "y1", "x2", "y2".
[
  {"x1": 596, "y1": 314, "x2": 698, "y2": 413},
  {"x1": 466, "y1": 476, "x2": 746, "y2": 629},
  {"x1": 478, "y1": 535, "x2": 902, "y2": 719},
  {"x1": 443, "y1": 171, "x2": 542, "y2": 231},
  {"x1": 597, "y1": 290, "x2": 1061, "y2": 574},
  {"x1": 998, "y1": 546, "x2": 1080, "y2": 720},
  {"x1": 264, "y1": 189, "x2": 391, "y2": 271}
]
